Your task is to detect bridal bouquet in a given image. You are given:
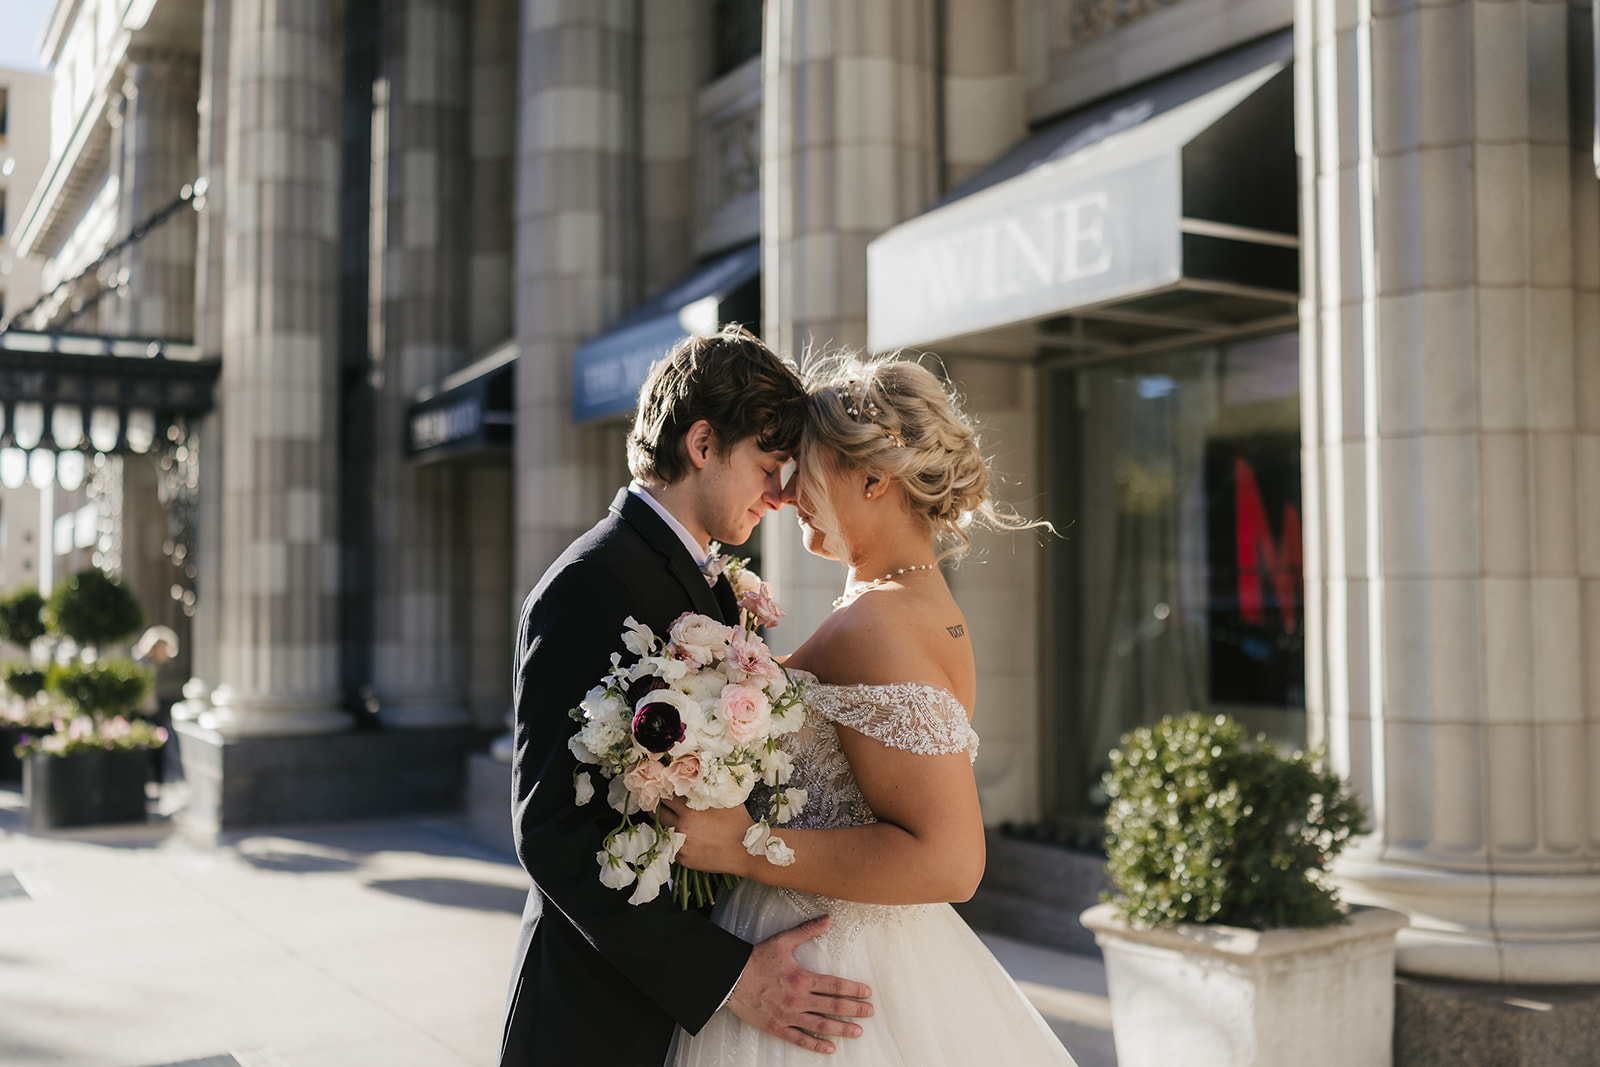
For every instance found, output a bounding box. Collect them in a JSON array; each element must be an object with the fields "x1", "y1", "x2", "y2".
[{"x1": 568, "y1": 557, "x2": 808, "y2": 908}]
